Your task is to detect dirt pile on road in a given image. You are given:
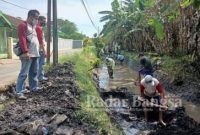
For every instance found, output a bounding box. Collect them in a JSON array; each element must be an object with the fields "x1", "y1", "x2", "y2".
[{"x1": 0, "y1": 62, "x2": 100, "y2": 135}]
